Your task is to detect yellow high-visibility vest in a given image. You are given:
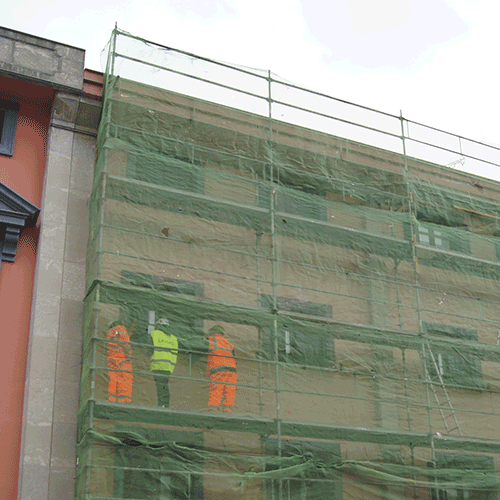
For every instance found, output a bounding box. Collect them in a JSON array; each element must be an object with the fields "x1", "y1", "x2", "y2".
[{"x1": 150, "y1": 329, "x2": 178, "y2": 372}]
